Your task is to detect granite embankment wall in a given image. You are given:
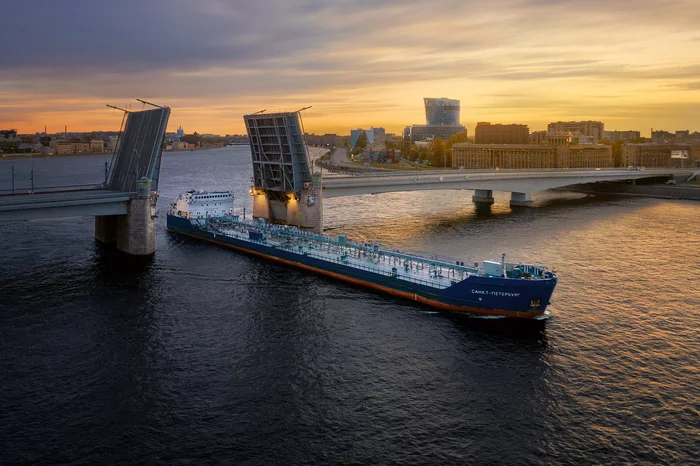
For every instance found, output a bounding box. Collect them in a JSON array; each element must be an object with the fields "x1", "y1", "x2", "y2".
[{"x1": 558, "y1": 182, "x2": 700, "y2": 201}]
